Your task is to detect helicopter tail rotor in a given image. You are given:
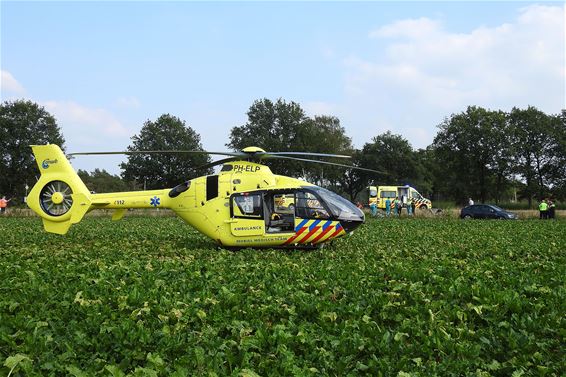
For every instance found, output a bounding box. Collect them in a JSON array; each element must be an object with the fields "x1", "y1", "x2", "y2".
[{"x1": 28, "y1": 145, "x2": 92, "y2": 234}]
